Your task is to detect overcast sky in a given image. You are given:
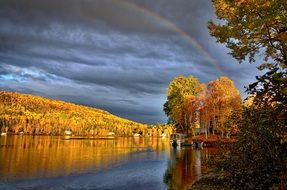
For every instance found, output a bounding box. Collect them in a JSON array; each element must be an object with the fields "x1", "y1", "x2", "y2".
[{"x1": 0, "y1": 0, "x2": 262, "y2": 124}]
